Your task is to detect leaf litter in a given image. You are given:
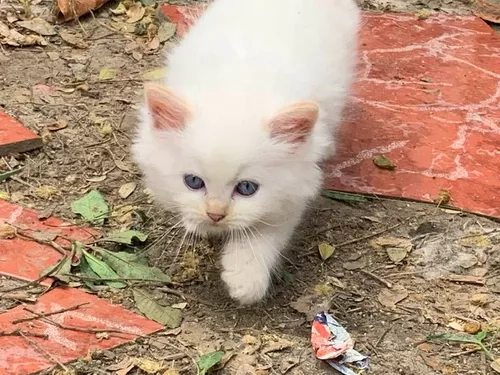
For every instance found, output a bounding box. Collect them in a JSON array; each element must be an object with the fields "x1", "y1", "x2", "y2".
[{"x1": 132, "y1": 288, "x2": 182, "y2": 328}]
